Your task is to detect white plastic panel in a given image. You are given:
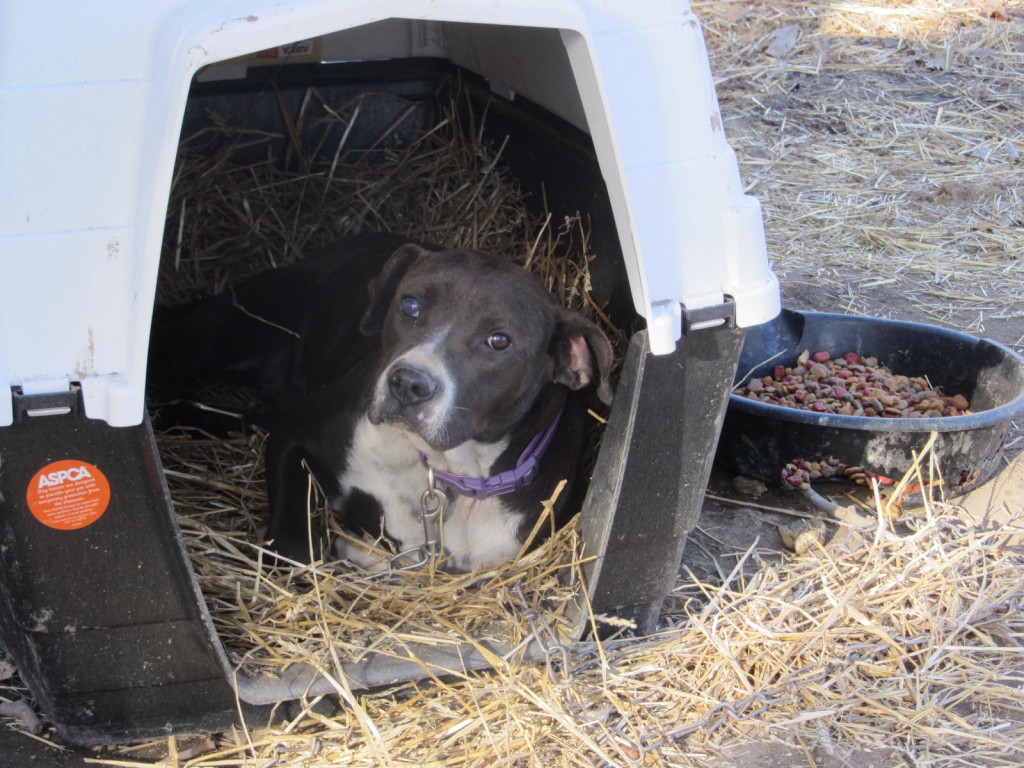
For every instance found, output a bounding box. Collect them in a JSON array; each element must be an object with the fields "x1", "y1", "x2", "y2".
[
  {"x1": 0, "y1": 0, "x2": 778, "y2": 426},
  {"x1": 562, "y1": 12, "x2": 779, "y2": 353},
  {"x1": 444, "y1": 24, "x2": 588, "y2": 131}
]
